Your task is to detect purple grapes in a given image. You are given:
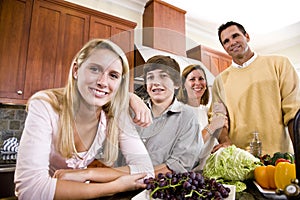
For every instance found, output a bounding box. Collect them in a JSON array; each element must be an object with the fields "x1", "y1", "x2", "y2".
[{"x1": 144, "y1": 171, "x2": 231, "y2": 200}]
